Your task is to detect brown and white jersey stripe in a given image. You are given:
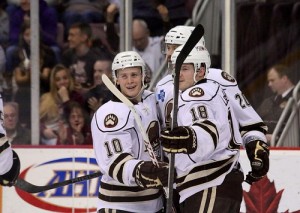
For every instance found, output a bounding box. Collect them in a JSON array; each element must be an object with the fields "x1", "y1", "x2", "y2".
[
  {"x1": 91, "y1": 90, "x2": 163, "y2": 212},
  {"x1": 174, "y1": 80, "x2": 242, "y2": 202}
]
